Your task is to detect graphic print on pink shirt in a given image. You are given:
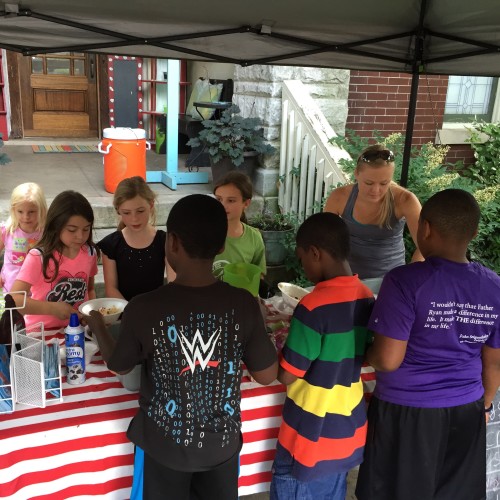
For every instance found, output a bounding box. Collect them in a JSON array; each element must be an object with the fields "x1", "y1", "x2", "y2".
[
  {"x1": 16, "y1": 245, "x2": 97, "y2": 330},
  {"x1": 10, "y1": 236, "x2": 38, "y2": 265},
  {"x1": 46, "y1": 270, "x2": 88, "y2": 305}
]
